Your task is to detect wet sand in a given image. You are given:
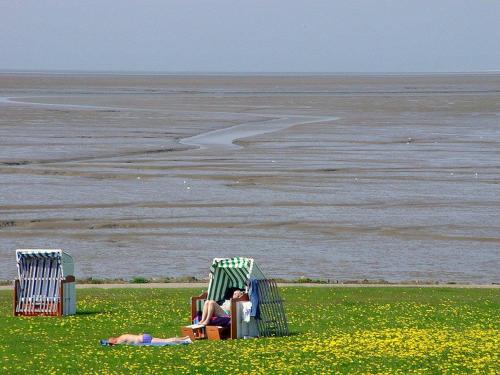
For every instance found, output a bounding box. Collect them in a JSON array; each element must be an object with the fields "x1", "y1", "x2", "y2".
[{"x1": 0, "y1": 73, "x2": 499, "y2": 283}]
